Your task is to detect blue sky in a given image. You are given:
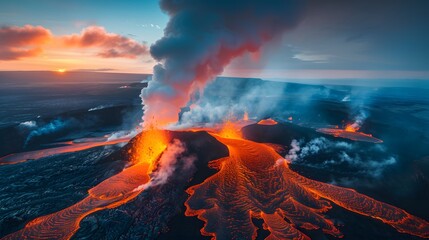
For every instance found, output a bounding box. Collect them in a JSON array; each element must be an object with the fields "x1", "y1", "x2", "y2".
[{"x1": 0, "y1": 0, "x2": 167, "y2": 43}]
